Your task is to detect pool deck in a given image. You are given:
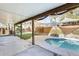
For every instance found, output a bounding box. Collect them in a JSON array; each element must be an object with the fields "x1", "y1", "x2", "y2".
[
  {"x1": 1, "y1": 35, "x2": 79, "y2": 56},
  {"x1": 0, "y1": 36, "x2": 58, "y2": 56},
  {"x1": 32, "y1": 35, "x2": 79, "y2": 56},
  {"x1": 15, "y1": 45, "x2": 59, "y2": 56},
  {"x1": 0, "y1": 36, "x2": 32, "y2": 56}
]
